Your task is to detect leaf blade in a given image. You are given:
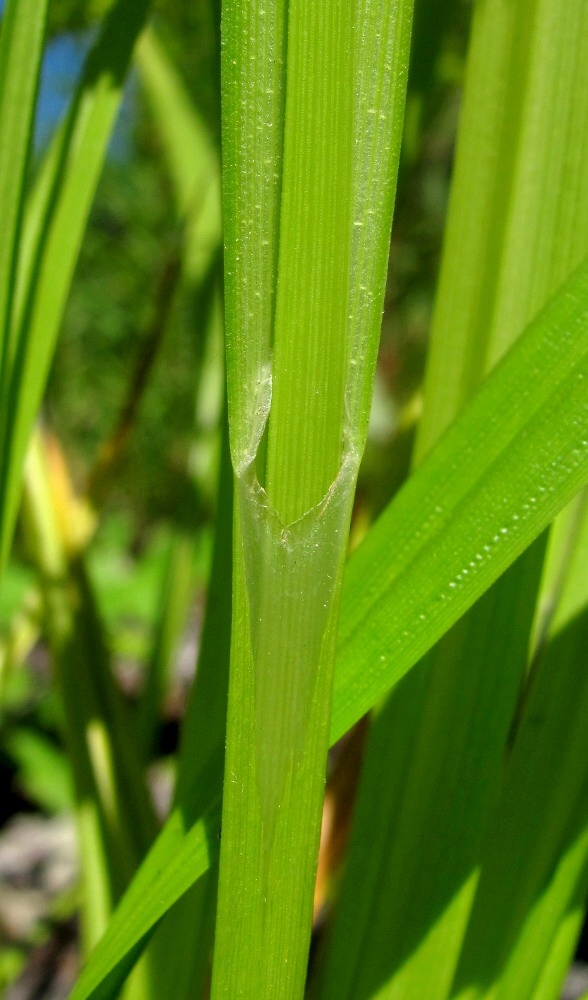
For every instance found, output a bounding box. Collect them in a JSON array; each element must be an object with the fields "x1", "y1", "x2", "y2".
[
  {"x1": 332, "y1": 258, "x2": 588, "y2": 743},
  {"x1": 0, "y1": 0, "x2": 49, "y2": 525},
  {"x1": 0, "y1": 0, "x2": 150, "y2": 573}
]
